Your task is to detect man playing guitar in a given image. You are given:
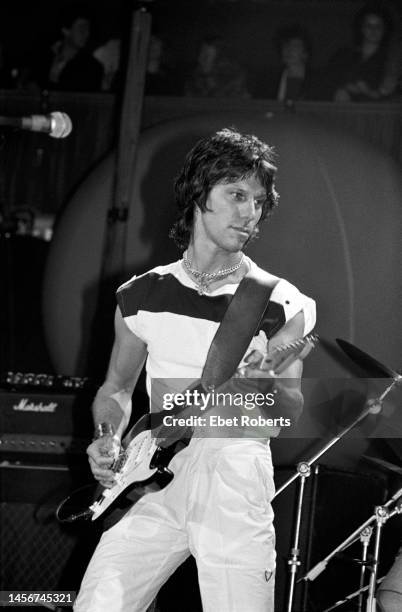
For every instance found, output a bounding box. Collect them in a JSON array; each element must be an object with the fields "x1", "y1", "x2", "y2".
[{"x1": 74, "y1": 127, "x2": 316, "y2": 611}]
